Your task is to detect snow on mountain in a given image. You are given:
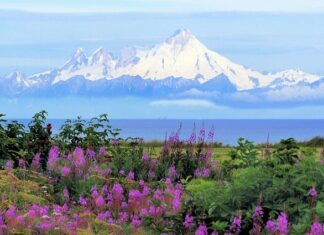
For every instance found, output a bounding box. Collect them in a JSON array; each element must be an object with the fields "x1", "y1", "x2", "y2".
[
  {"x1": 53, "y1": 47, "x2": 116, "y2": 84},
  {"x1": 267, "y1": 69, "x2": 320, "y2": 88},
  {"x1": 113, "y1": 29, "x2": 270, "y2": 90},
  {"x1": 1, "y1": 29, "x2": 322, "y2": 95}
]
